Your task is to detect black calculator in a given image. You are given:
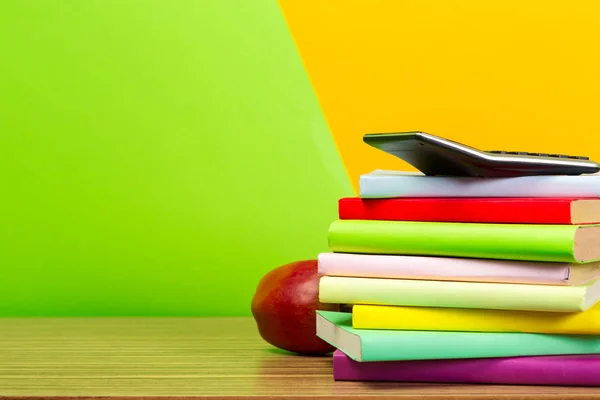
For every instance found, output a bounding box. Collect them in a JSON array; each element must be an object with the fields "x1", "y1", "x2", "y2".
[{"x1": 363, "y1": 131, "x2": 600, "y2": 178}]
